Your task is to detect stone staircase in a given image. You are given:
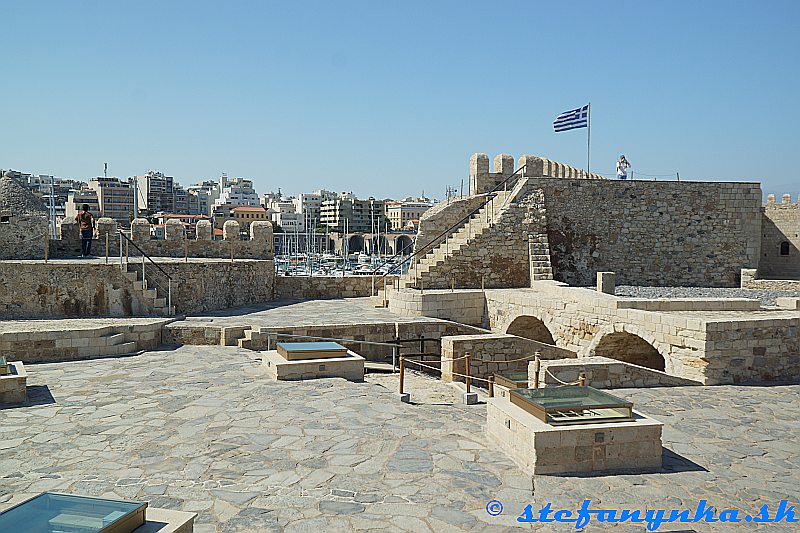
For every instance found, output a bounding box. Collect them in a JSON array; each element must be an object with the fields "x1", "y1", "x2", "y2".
[
  {"x1": 397, "y1": 178, "x2": 554, "y2": 290},
  {"x1": 529, "y1": 233, "x2": 554, "y2": 281},
  {"x1": 123, "y1": 264, "x2": 175, "y2": 316},
  {"x1": 399, "y1": 190, "x2": 513, "y2": 288}
]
